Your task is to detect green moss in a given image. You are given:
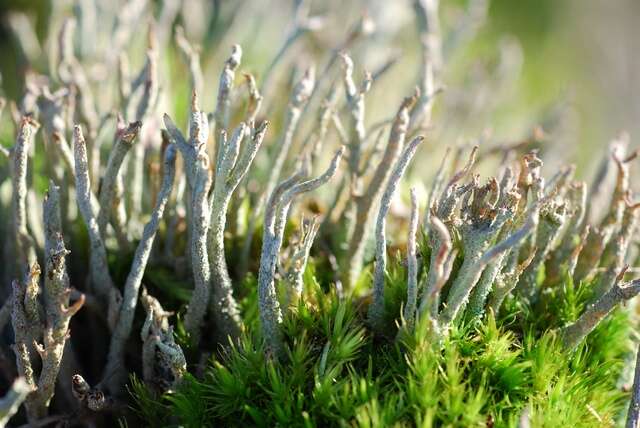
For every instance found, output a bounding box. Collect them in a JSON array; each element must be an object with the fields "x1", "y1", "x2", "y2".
[{"x1": 129, "y1": 255, "x2": 632, "y2": 427}]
